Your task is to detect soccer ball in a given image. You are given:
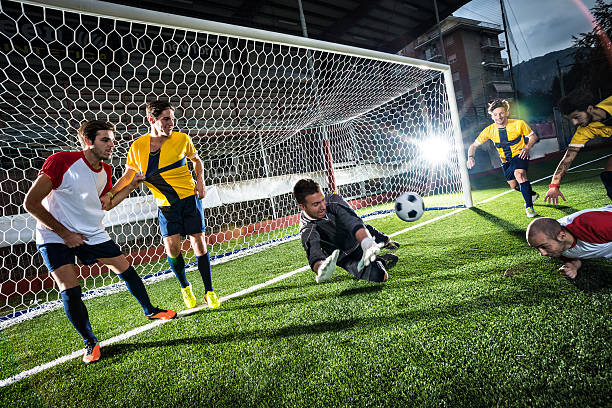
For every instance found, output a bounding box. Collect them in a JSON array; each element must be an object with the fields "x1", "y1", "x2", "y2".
[{"x1": 394, "y1": 192, "x2": 424, "y2": 222}]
